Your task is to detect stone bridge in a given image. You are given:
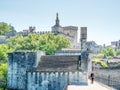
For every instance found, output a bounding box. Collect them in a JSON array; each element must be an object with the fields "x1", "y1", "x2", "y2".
[{"x1": 7, "y1": 50, "x2": 92, "y2": 90}]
